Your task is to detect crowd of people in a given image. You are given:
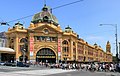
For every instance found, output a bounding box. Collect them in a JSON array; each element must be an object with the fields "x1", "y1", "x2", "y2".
[
  {"x1": 1, "y1": 60, "x2": 120, "y2": 73},
  {"x1": 30, "y1": 61, "x2": 120, "y2": 73}
]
